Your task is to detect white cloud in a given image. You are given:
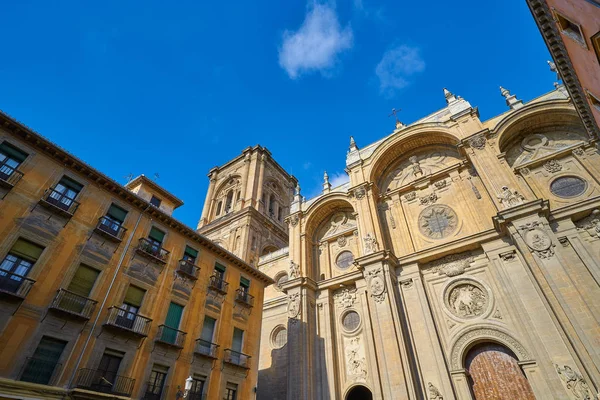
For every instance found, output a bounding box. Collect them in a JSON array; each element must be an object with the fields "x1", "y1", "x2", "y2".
[
  {"x1": 279, "y1": 3, "x2": 353, "y2": 79},
  {"x1": 375, "y1": 45, "x2": 425, "y2": 97},
  {"x1": 329, "y1": 171, "x2": 349, "y2": 188}
]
